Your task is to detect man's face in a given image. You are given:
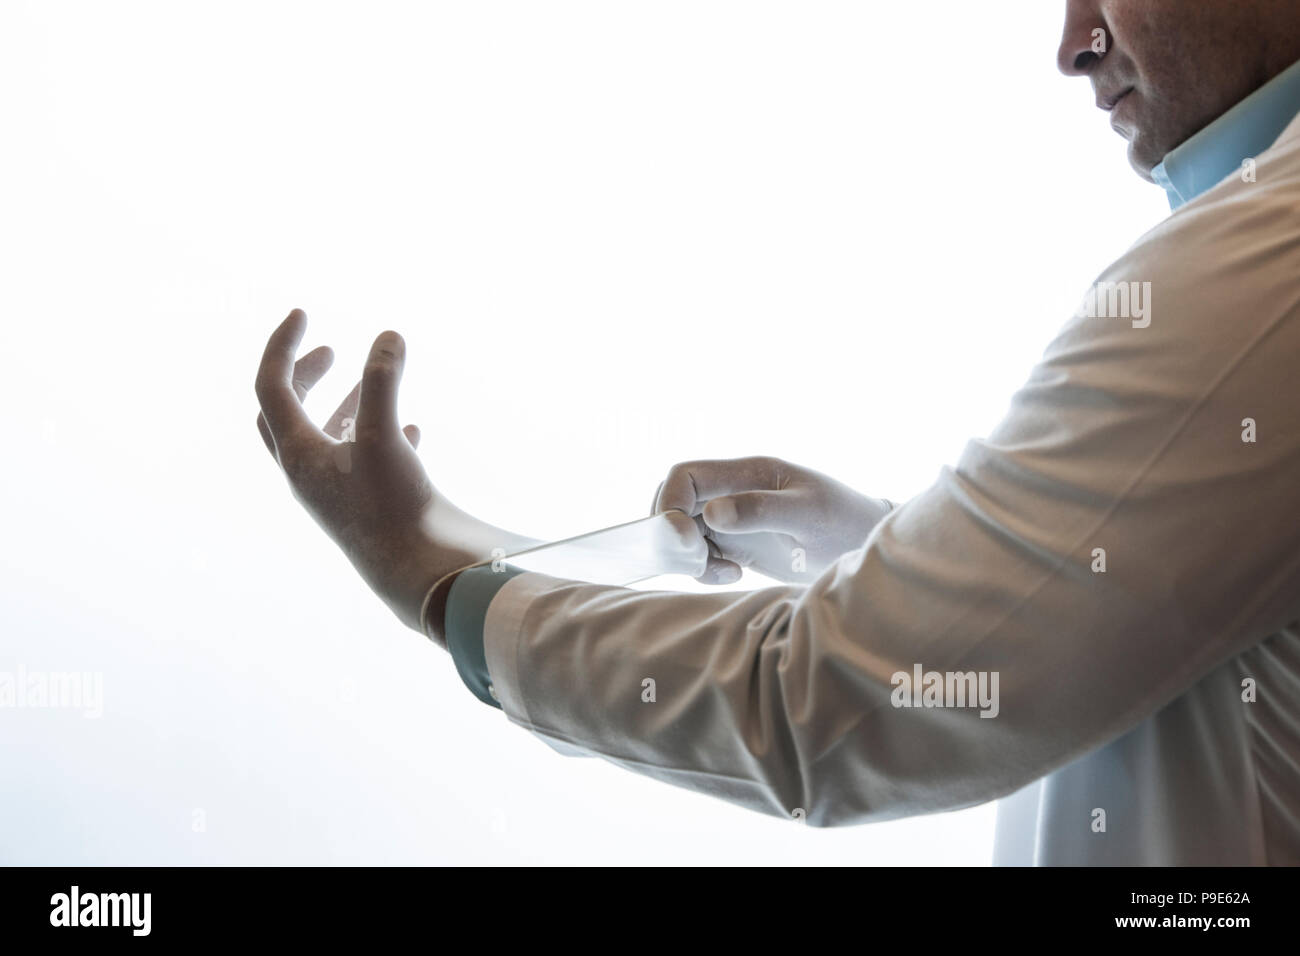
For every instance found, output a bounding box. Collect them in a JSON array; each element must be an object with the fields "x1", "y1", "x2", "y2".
[{"x1": 1058, "y1": 0, "x2": 1290, "y2": 181}]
